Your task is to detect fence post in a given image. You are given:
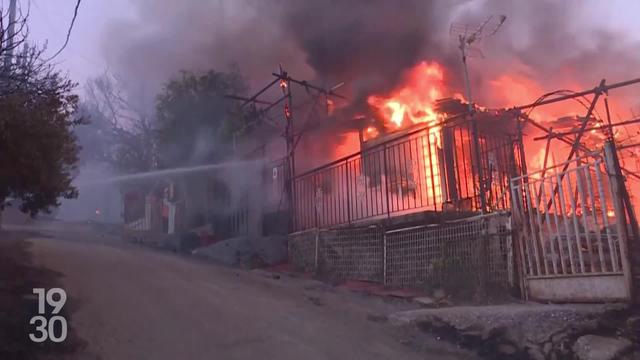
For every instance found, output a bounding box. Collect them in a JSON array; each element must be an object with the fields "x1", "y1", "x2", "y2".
[
  {"x1": 314, "y1": 174, "x2": 319, "y2": 229},
  {"x1": 345, "y1": 159, "x2": 351, "y2": 225},
  {"x1": 383, "y1": 227, "x2": 387, "y2": 286},
  {"x1": 314, "y1": 228, "x2": 319, "y2": 273},
  {"x1": 604, "y1": 141, "x2": 634, "y2": 301},
  {"x1": 510, "y1": 181, "x2": 529, "y2": 300},
  {"x1": 383, "y1": 144, "x2": 391, "y2": 218},
  {"x1": 478, "y1": 216, "x2": 489, "y2": 298}
]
